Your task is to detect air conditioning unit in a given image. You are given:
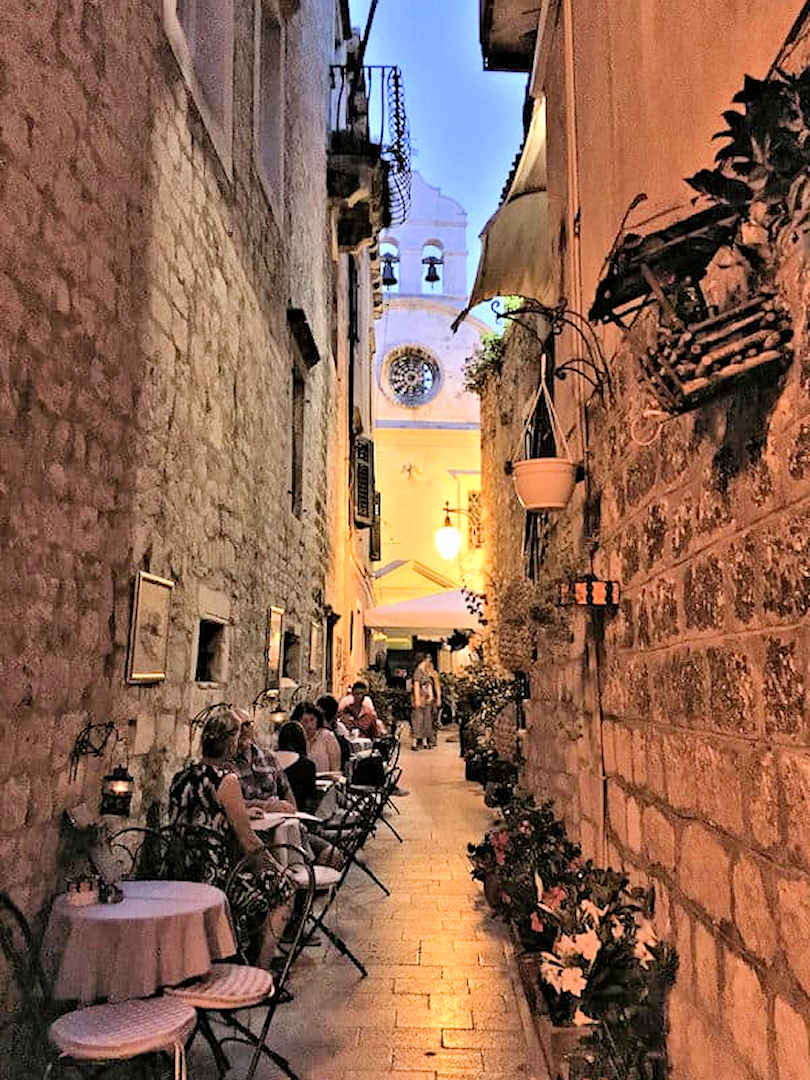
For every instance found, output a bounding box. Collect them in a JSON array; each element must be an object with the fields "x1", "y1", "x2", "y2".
[{"x1": 353, "y1": 435, "x2": 375, "y2": 528}]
